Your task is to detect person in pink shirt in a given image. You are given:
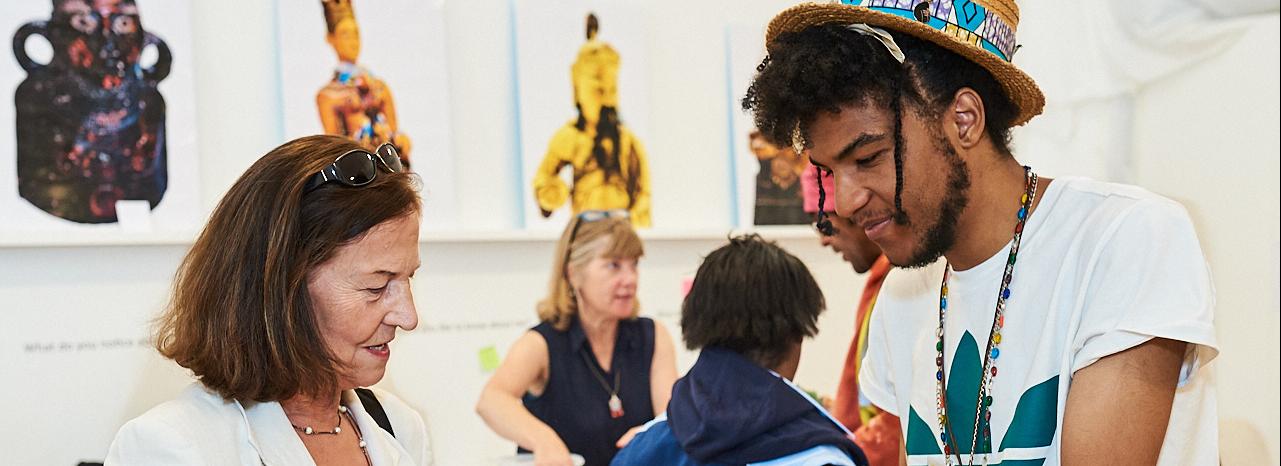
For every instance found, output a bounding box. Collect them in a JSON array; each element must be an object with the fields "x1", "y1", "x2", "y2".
[{"x1": 803, "y1": 165, "x2": 898, "y2": 466}]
